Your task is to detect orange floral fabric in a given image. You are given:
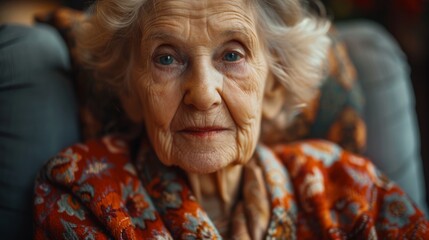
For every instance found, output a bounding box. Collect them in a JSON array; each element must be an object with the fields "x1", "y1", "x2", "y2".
[{"x1": 34, "y1": 136, "x2": 428, "y2": 239}]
